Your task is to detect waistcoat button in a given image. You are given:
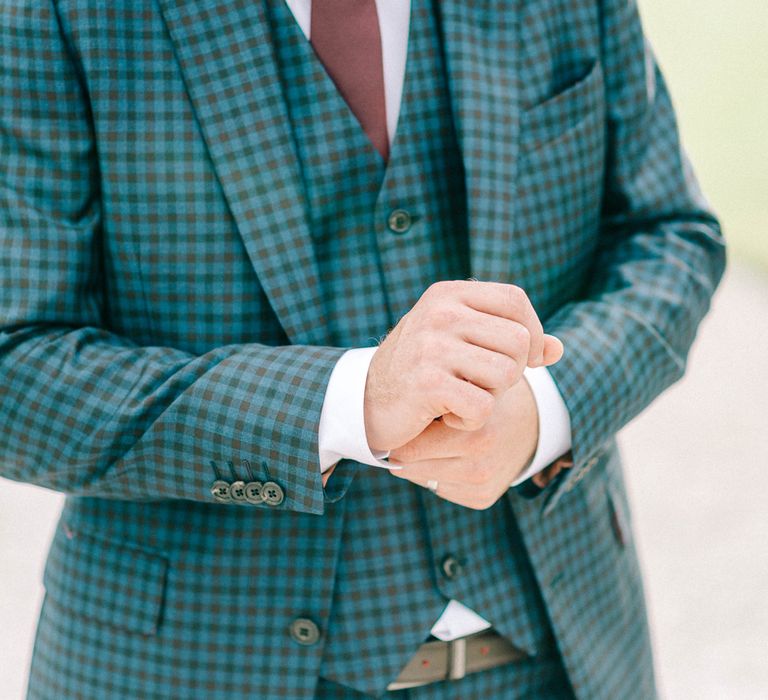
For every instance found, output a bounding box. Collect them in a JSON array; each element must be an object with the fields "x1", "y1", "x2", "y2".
[
  {"x1": 387, "y1": 209, "x2": 413, "y2": 234},
  {"x1": 441, "y1": 555, "x2": 464, "y2": 580},
  {"x1": 289, "y1": 618, "x2": 321, "y2": 646}
]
